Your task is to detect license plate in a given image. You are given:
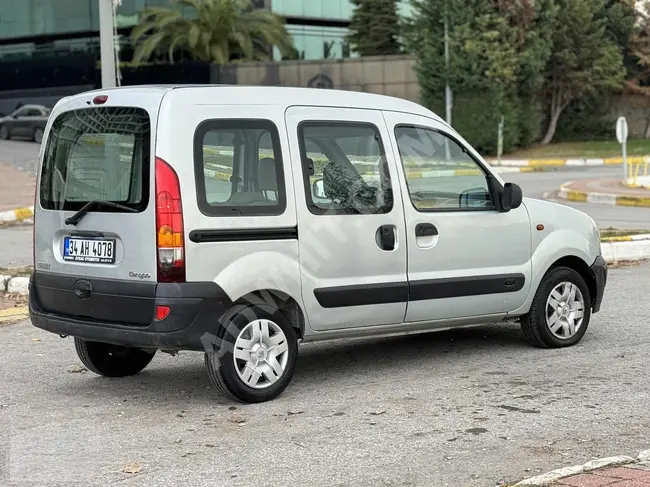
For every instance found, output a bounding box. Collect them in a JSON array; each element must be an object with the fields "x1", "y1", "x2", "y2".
[{"x1": 63, "y1": 237, "x2": 116, "y2": 264}]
